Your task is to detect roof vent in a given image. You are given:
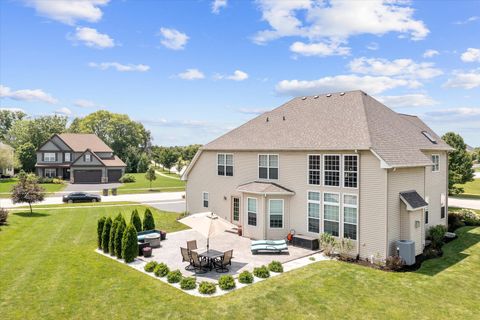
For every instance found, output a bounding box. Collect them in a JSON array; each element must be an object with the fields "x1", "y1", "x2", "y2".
[
  {"x1": 266, "y1": 117, "x2": 269, "y2": 122},
  {"x1": 301, "y1": 96, "x2": 307, "y2": 100},
  {"x1": 313, "y1": 95, "x2": 319, "y2": 99},
  {"x1": 326, "y1": 94, "x2": 332, "y2": 97},
  {"x1": 421, "y1": 131, "x2": 437, "y2": 144},
  {"x1": 340, "y1": 92, "x2": 345, "y2": 96}
]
